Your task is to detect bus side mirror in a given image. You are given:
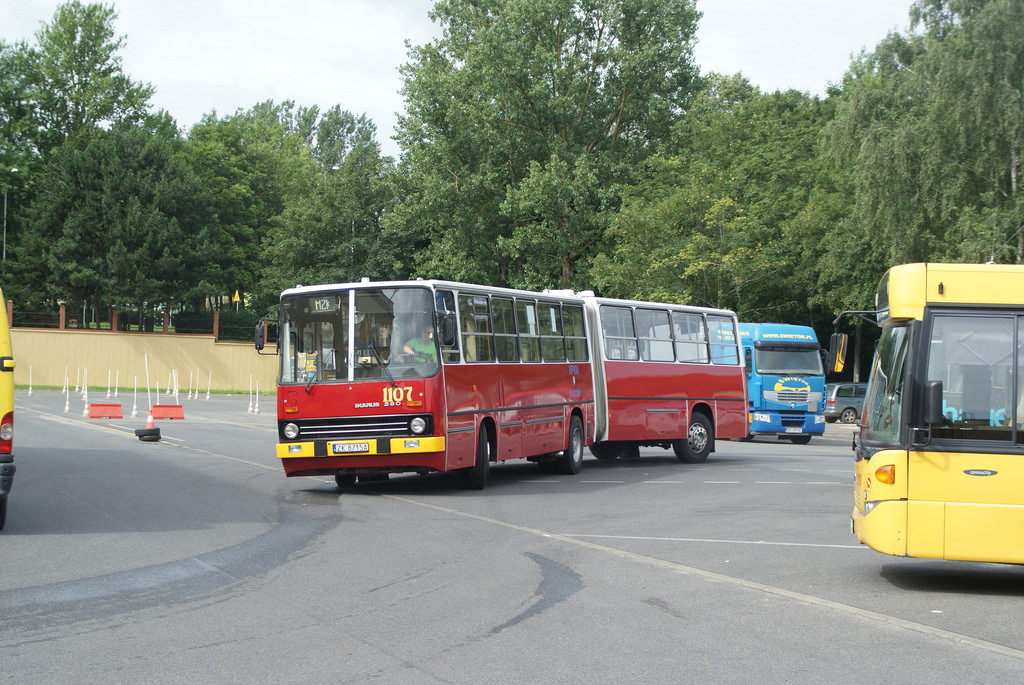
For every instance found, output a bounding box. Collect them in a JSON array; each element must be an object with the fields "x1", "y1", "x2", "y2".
[
  {"x1": 254, "y1": 321, "x2": 266, "y2": 351},
  {"x1": 923, "y1": 380, "x2": 944, "y2": 425},
  {"x1": 441, "y1": 312, "x2": 457, "y2": 347},
  {"x1": 828, "y1": 332, "x2": 848, "y2": 374}
]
